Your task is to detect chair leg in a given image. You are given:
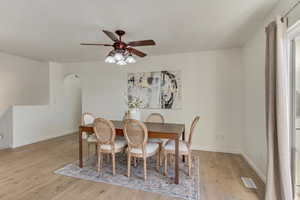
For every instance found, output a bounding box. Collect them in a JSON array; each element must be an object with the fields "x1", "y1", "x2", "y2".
[
  {"x1": 158, "y1": 142, "x2": 162, "y2": 167},
  {"x1": 169, "y1": 154, "x2": 172, "y2": 166},
  {"x1": 134, "y1": 157, "x2": 137, "y2": 167},
  {"x1": 112, "y1": 153, "x2": 116, "y2": 176},
  {"x1": 95, "y1": 144, "x2": 98, "y2": 155},
  {"x1": 164, "y1": 153, "x2": 168, "y2": 176},
  {"x1": 143, "y1": 157, "x2": 147, "y2": 180},
  {"x1": 127, "y1": 154, "x2": 131, "y2": 177},
  {"x1": 188, "y1": 153, "x2": 192, "y2": 176},
  {"x1": 156, "y1": 151, "x2": 160, "y2": 172},
  {"x1": 168, "y1": 154, "x2": 172, "y2": 166},
  {"x1": 87, "y1": 143, "x2": 90, "y2": 158},
  {"x1": 97, "y1": 152, "x2": 101, "y2": 172},
  {"x1": 100, "y1": 153, "x2": 104, "y2": 168}
]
